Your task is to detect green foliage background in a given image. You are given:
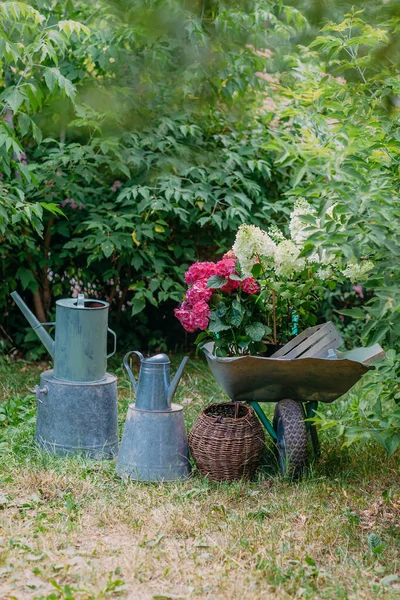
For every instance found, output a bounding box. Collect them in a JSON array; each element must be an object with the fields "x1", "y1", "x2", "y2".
[{"x1": 1, "y1": 1, "x2": 400, "y2": 449}]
